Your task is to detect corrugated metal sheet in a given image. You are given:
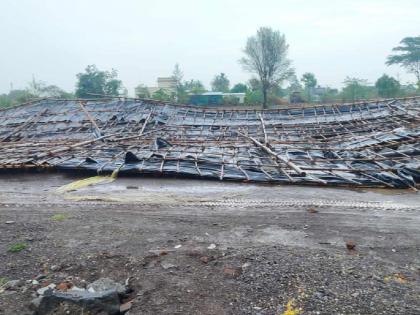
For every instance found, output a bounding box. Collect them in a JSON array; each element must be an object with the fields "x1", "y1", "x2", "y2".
[{"x1": 0, "y1": 97, "x2": 419, "y2": 188}]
